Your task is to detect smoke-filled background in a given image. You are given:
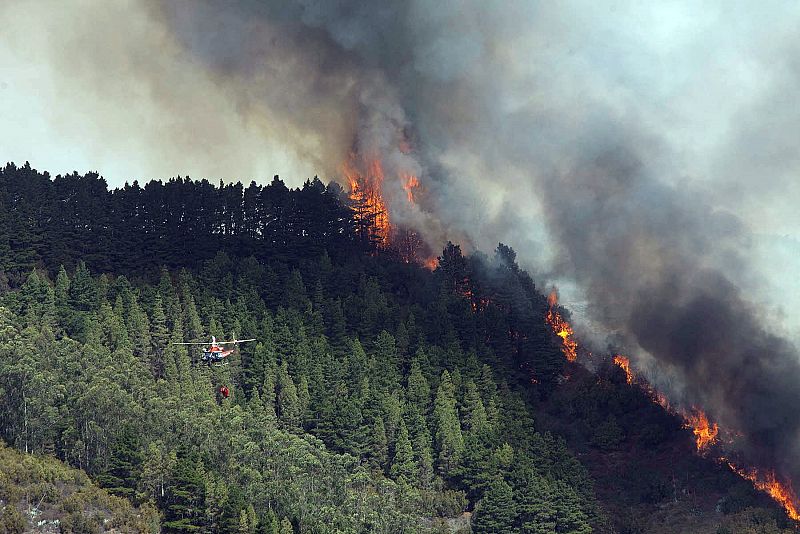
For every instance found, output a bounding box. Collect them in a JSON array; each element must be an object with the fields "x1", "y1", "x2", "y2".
[{"x1": 3, "y1": 0, "x2": 800, "y2": 482}]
